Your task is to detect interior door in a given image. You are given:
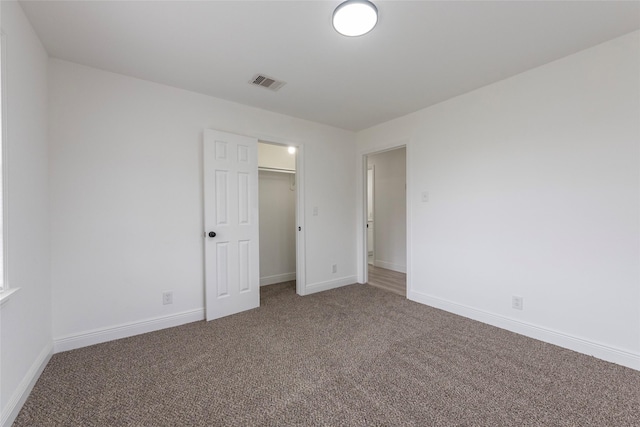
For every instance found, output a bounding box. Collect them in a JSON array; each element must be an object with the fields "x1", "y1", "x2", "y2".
[{"x1": 203, "y1": 129, "x2": 259, "y2": 321}]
